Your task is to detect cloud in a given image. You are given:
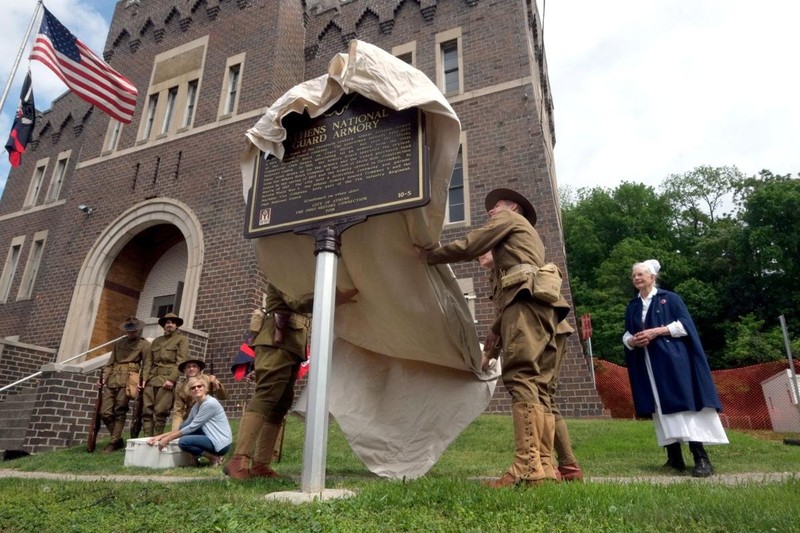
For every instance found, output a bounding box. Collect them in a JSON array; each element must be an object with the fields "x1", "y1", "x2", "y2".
[{"x1": 543, "y1": 0, "x2": 800, "y2": 191}]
